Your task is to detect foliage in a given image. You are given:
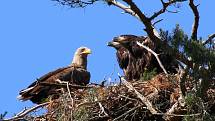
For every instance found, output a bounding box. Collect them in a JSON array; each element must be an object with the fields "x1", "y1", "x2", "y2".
[
  {"x1": 140, "y1": 68, "x2": 157, "y2": 81},
  {"x1": 160, "y1": 25, "x2": 215, "y2": 97},
  {"x1": 183, "y1": 93, "x2": 215, "y2": 121}
]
